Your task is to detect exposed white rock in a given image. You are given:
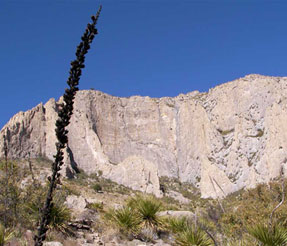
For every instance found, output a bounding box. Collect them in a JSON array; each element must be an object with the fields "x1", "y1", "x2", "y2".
[
  {"x1": 106, "y1": 155, "x2": 162, "y2": 197},
  {"x1": 65, "y1": 195, "x2": 87, "y2": 213},
  {"x1": 158, "y1": 210, "x2": 194, "y2": 218},
  {"x1": 43, "y1": 242, "x2": 63, "y2": 246},
  {"x1": 2, "y1": 74, "x2": 287, "y2": 198},
  {"x1": 165, "y1": 190, "x2": 190, "y2": 204}
]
